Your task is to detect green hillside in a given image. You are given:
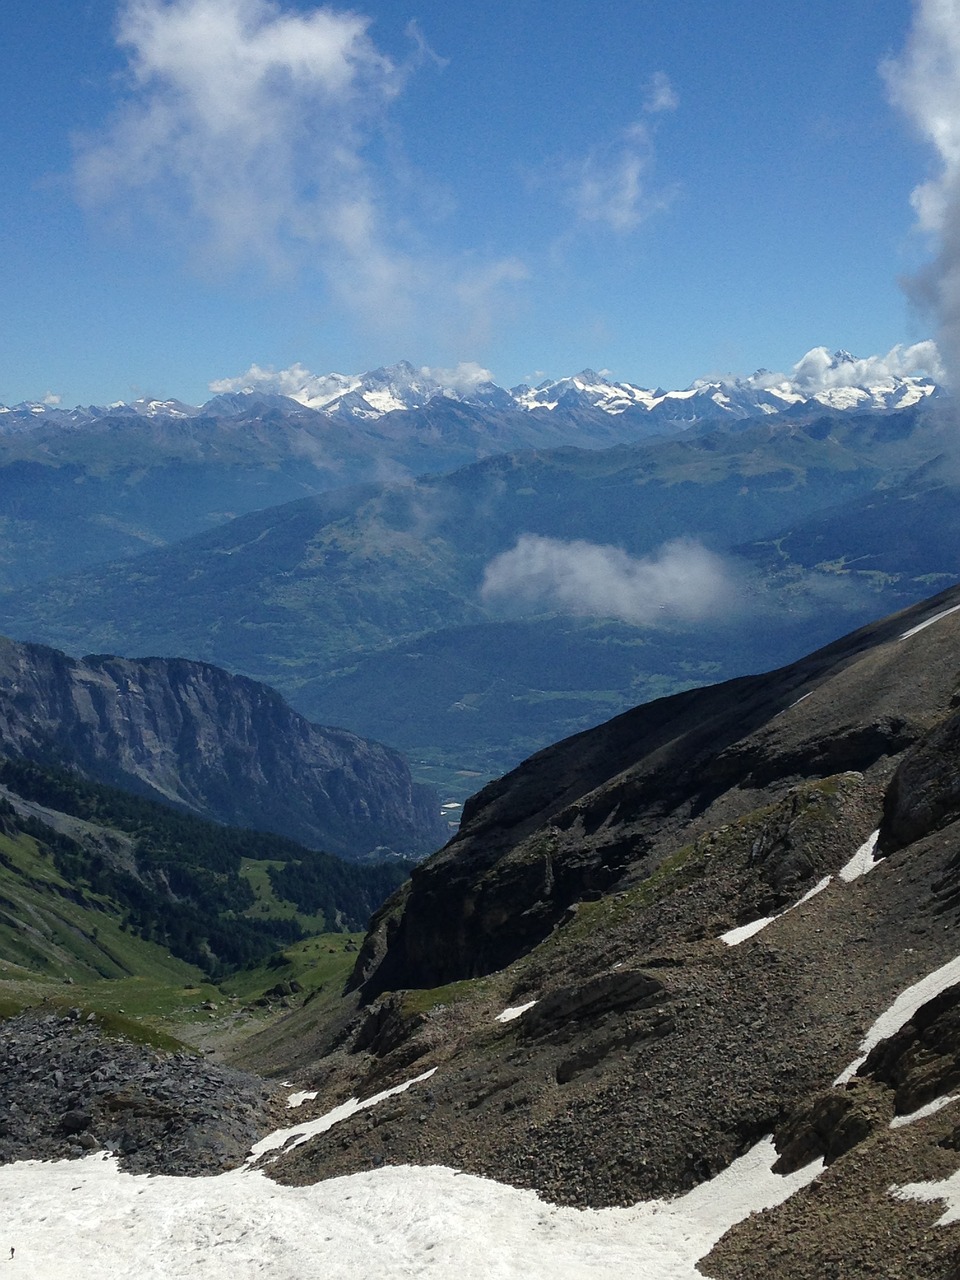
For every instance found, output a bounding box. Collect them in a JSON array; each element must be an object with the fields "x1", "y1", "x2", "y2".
[{"x1": 0, "y1": 757, "x2": 411, "y2": 983}]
